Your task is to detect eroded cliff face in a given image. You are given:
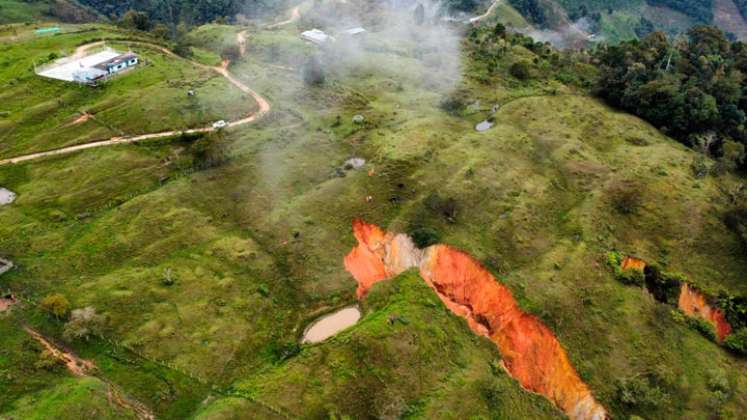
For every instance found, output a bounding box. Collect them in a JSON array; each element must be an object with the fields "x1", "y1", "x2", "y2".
[
  {"x1": 621, "y1": 256, "x2": 646, "y2": 271},
  {"x1": 344, "y1": 220, "x2": 423, "y2": 298},
  {"x1": 678, "y1": 283, "x2": 732, "y2": 341},
  {"x1": 345, "y1": 220, "x2": 607, "y2": 420},
  {"x1": 618, "y1": 258, "x2": 733, "y2": 341}
]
